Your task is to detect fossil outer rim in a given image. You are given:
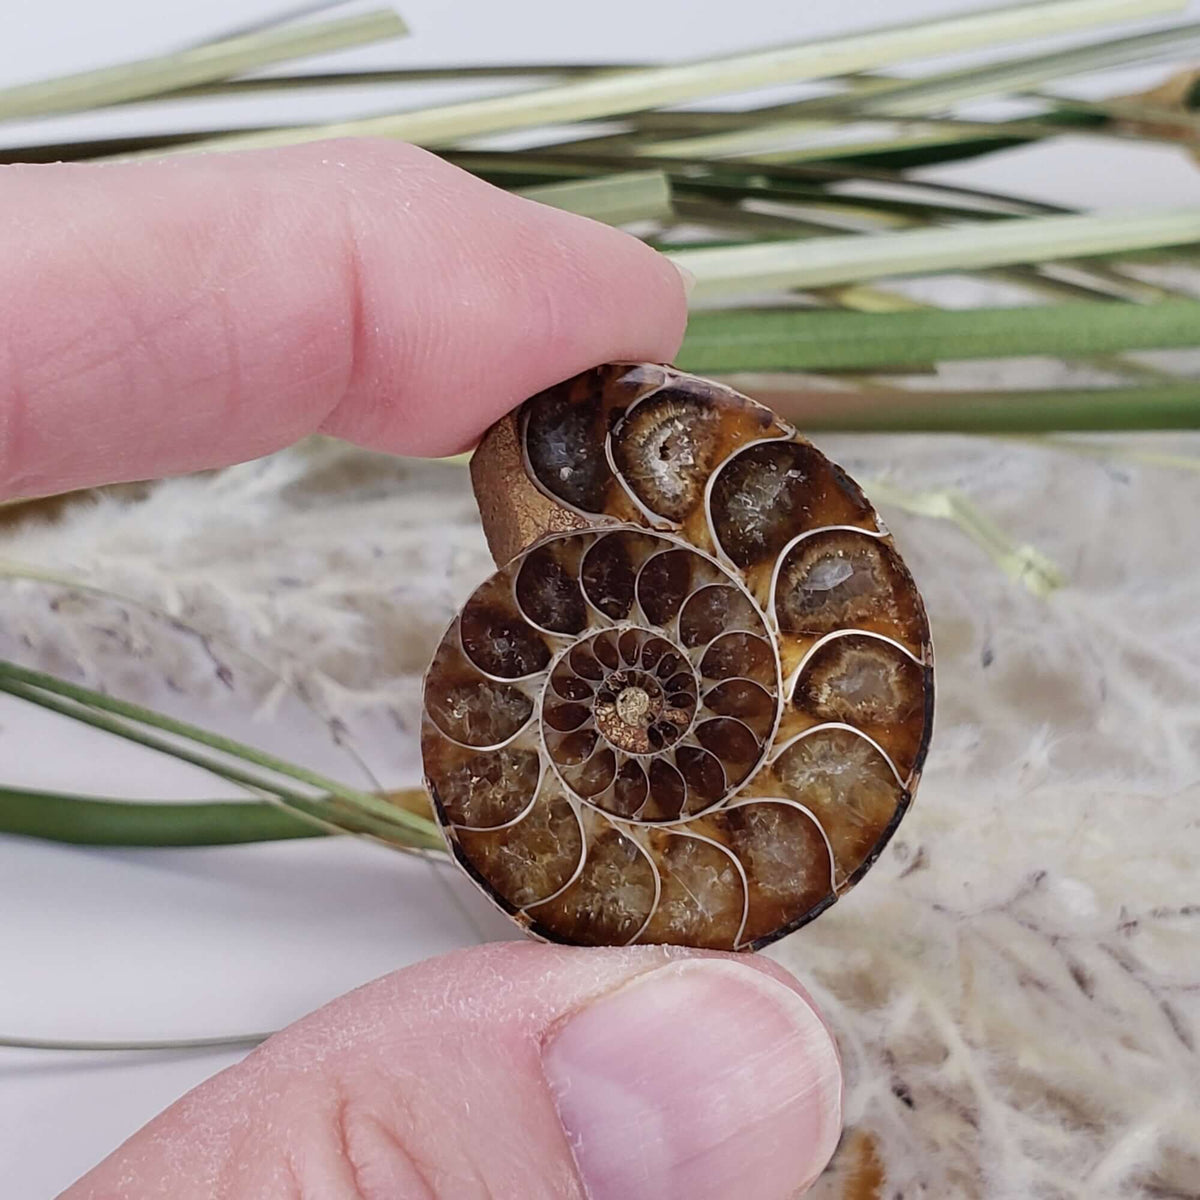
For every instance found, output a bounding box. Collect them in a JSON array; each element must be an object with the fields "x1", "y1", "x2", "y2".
[{"x1": 428, "y1": 362, "x2": 935, "y2": 952}]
